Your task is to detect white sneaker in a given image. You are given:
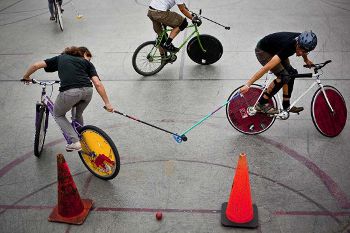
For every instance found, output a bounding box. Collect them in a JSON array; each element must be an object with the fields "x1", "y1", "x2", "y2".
[{"x1": 66, "y1": 141, "x2": 82, "y2": 152}]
